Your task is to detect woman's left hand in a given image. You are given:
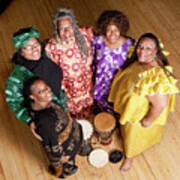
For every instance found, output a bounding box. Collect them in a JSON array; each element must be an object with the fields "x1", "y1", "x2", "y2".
[
  {"x1": 140, "y1": 119, "x2": 152, "y2": 128},
  {"x1": 30, "y1": 121, "x2": 43, "y2": 141},
  {"x1": 140, "y1": 93, "x2": 169, "y2": 128},
  {"x1": 60, "y1": 155, "x2": 70, "y2": 163}
]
